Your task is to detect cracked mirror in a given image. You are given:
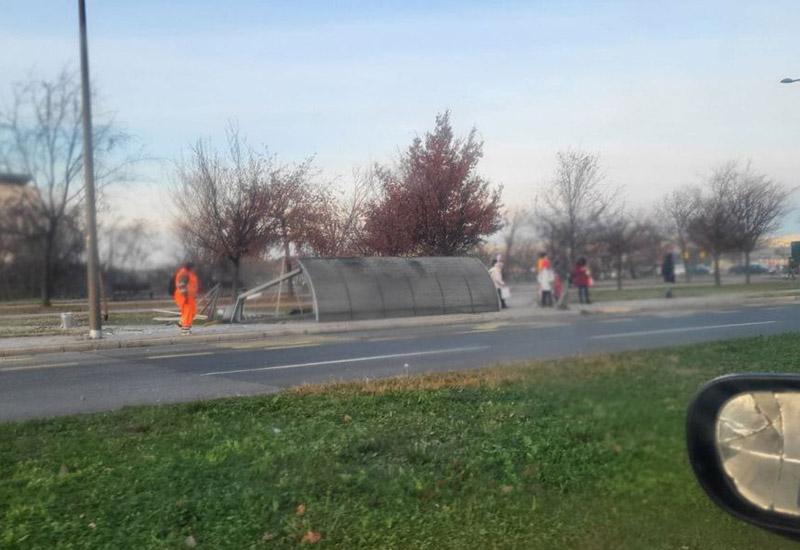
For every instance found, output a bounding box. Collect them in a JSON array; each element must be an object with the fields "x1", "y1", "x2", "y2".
[{"x1": 716, "y1": 391, "x2": 800, "y2": 517}]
